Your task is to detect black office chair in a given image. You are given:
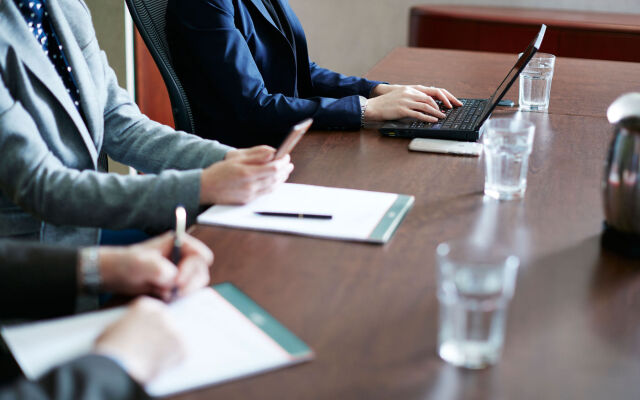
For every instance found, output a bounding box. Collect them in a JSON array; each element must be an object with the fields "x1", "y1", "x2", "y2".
[{"x1": 124, "y1": 0, "x2": 196, "y2": 134}]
